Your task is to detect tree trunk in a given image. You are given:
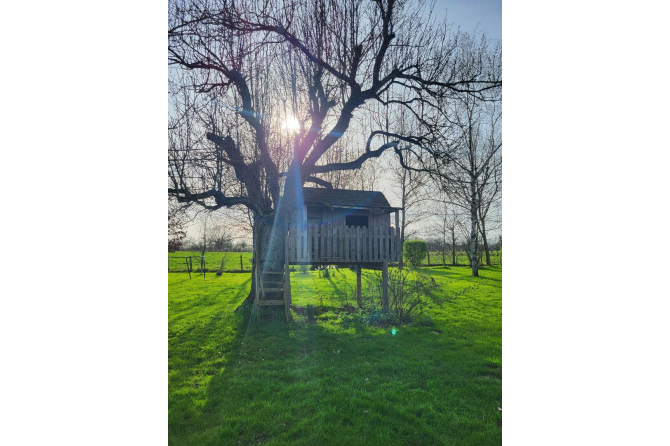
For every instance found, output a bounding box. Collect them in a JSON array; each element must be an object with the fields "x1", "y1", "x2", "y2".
[
  {"x1": 399, "y1": 204, "x2": 405, "y2": 270},
  {"x1": 480, "y1": 218, "x2": 491, "y2": 266},
  {"x1": 451, "y1": 228, "x2": 457, "y2": 266},
  {"x1": 470, "y1": 176, "x2": 479, "y2": 277}
]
